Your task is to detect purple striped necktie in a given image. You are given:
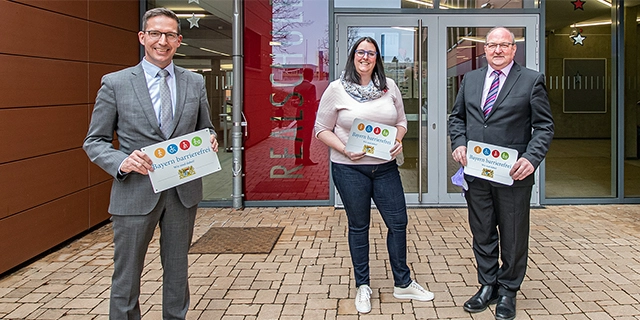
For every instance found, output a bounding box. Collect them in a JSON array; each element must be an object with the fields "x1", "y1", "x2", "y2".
[{"x1": 483, "y1": 70, "x2": 502, "y2": 117}]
